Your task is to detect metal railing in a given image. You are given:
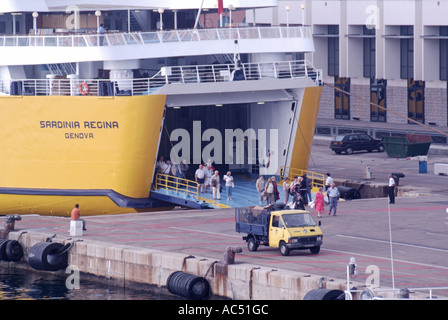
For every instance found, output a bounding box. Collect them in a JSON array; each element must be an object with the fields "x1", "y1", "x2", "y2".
[
  {"x1": 0, "y1": 60, "x2": 322, "y2": 96},
  {"x1": 154, "y1": 173, "x2": 199, "y2": 198},
  {"x1": 0, "y1": 26, "x2": 312, "y2": 48},
  {"x1": 279, "y1": 166, "x2": 325, "y2": 190}
]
